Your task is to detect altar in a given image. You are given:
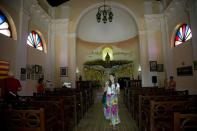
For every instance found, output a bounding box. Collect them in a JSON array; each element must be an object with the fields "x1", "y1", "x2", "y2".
[{"x1": 83, "y1": 59, "x2": 133, "y2": 85}]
